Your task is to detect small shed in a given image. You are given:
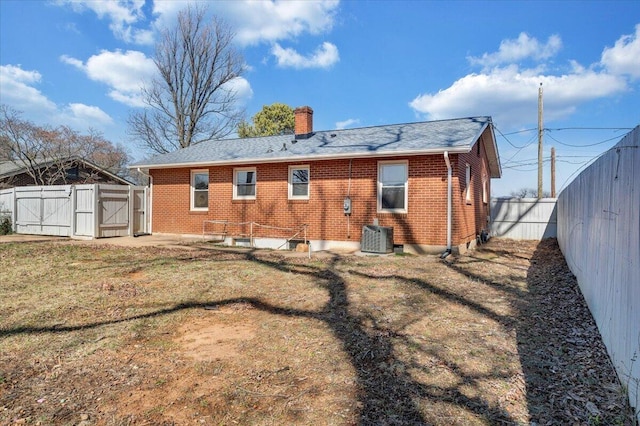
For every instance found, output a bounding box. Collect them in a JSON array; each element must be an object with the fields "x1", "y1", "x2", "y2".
[{"x1": 0, "y1": 184, "x2": 148, "y2": 238}]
